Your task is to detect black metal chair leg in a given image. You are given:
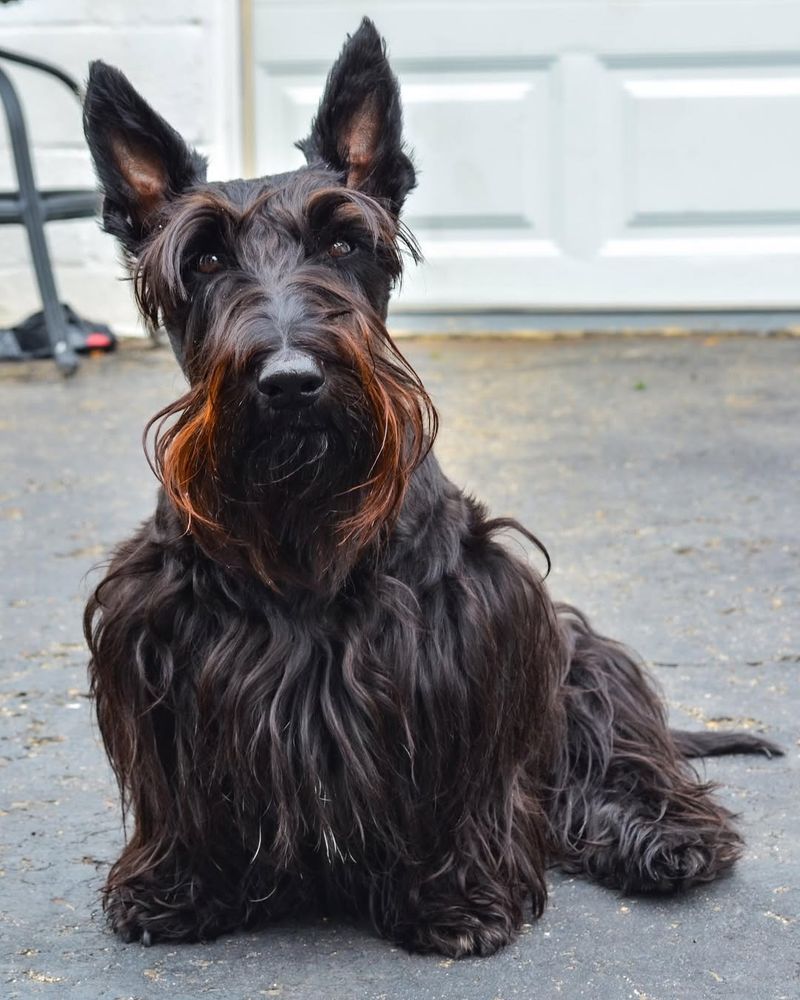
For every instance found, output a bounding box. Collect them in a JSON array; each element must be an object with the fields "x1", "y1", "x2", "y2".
[{"x1": 0, "y1": 64, "x2": 79, "y2": 375}]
